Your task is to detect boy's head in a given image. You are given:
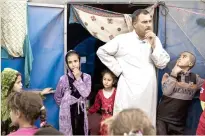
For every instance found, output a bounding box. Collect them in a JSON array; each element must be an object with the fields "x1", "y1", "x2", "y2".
[{"x1": 177, "y1": 51, "x2": 196, "y2": 70}]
